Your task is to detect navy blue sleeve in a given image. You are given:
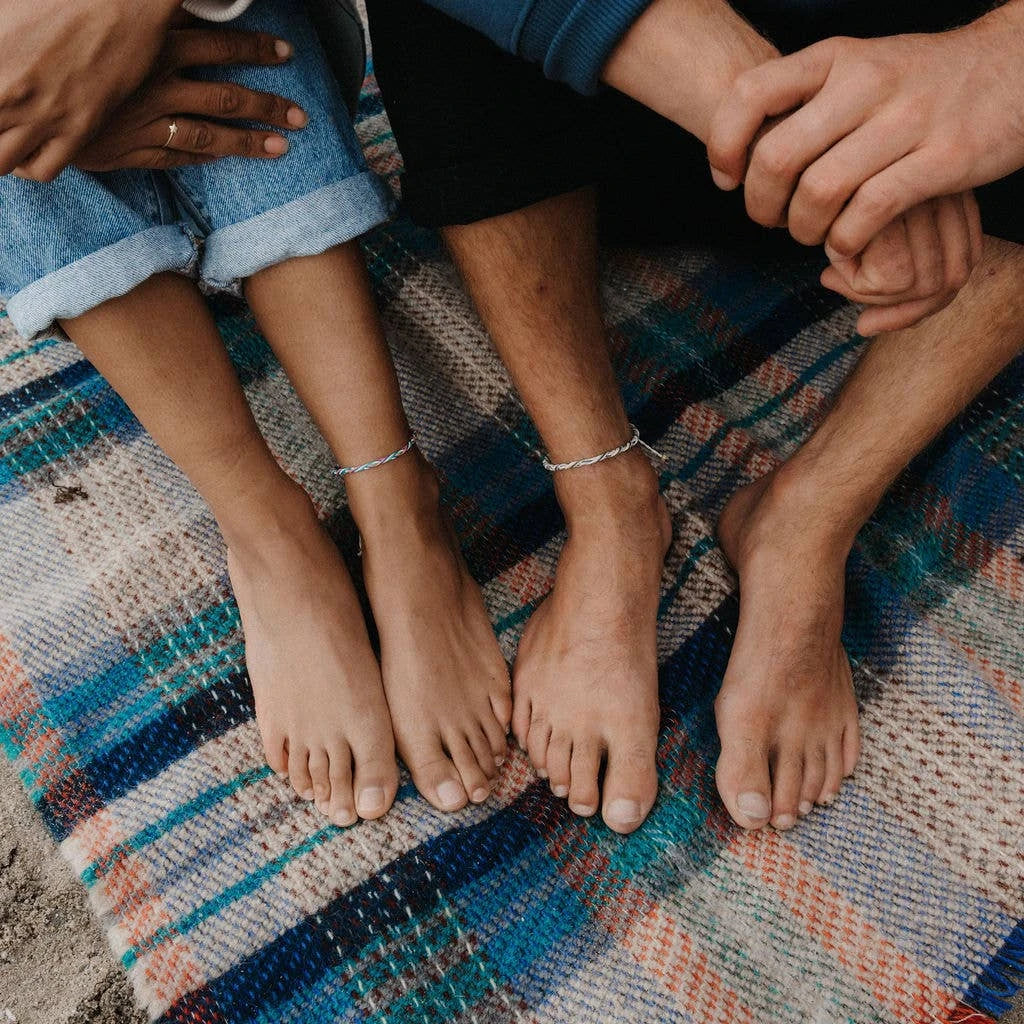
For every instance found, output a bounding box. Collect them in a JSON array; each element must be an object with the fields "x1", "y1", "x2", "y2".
[{"x1": 420, "y1": 0, "x2": 656, "y2": 95}]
